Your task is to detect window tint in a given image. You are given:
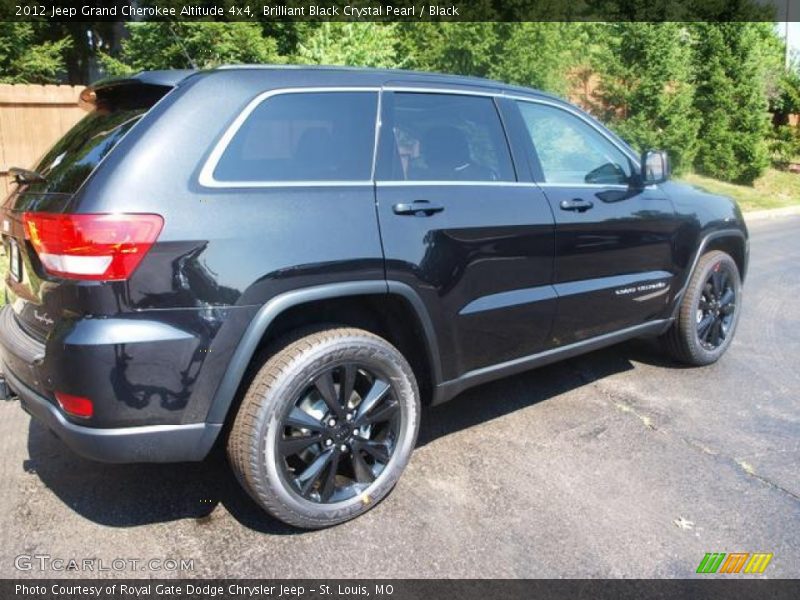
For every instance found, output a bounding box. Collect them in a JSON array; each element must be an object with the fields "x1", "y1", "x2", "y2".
[
  {"x1": 214, "y1": 92, "x2": 378, "y2": 182},
  {"x1": 382, "y1": 93, "x2": 515, "y2": 182},
  {"x1": 25, "y1": 109, "x2": 145, "y2": 195},
  {"x1": 517, "y1": 102, "x2": 632, "y2": 185}
]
